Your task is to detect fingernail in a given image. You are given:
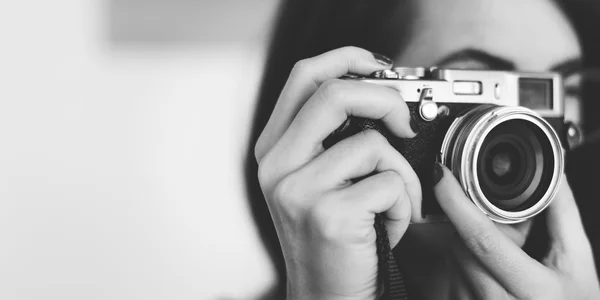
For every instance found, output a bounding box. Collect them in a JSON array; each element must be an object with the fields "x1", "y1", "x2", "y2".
[
  {"x1": 373, "y1": 52, "x2": 393, "y2": 66},
  {"x1": 410, "y1": 118, "x2": 420, "y2": 134},
  {"x1": 432, "y1": 162, "x2": 444, "y2": 186}
]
